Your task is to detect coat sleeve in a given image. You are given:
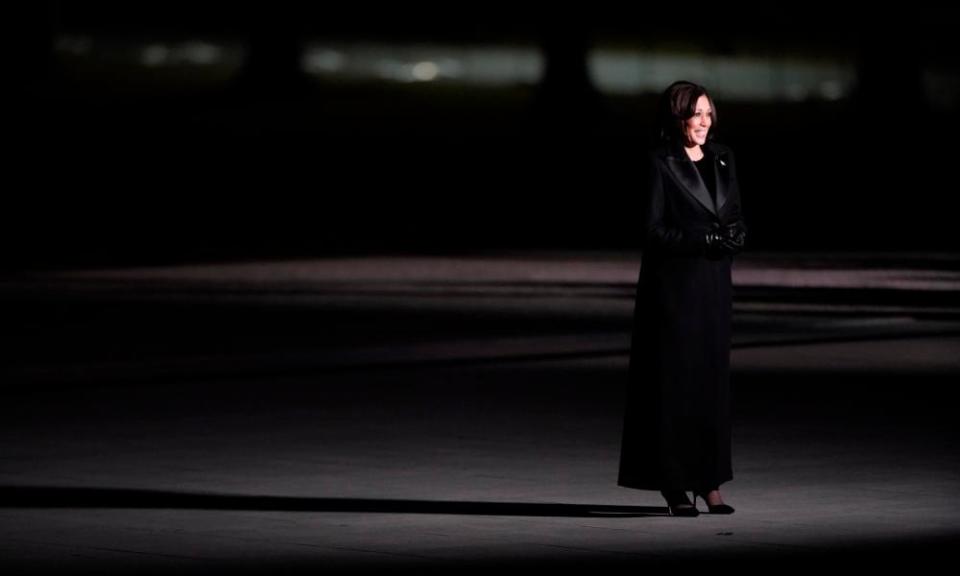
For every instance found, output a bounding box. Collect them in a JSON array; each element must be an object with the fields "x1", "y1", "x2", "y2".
[
  {"x1": 641, "y1": 154, "x2": 706, "y2": 256},
  {"x1": 721, "y1": 150, "x2": 748, "y2": 243}
]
